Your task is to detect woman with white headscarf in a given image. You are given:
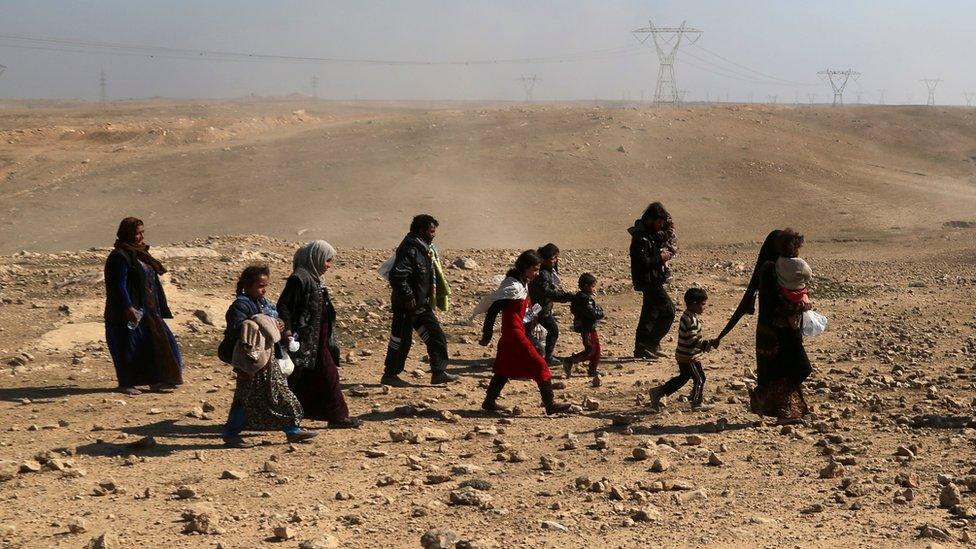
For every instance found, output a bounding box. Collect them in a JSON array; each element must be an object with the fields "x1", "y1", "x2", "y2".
[{"x1": 277, "y1": 240, "x2": 361, "y2": 429}]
